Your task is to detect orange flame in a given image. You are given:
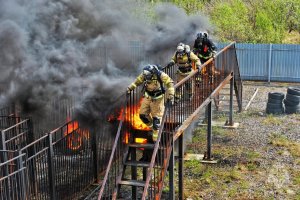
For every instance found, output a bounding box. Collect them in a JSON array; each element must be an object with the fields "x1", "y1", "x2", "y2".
[
  {"x1": 135, "y1": 138, "x2": 147, "y2": 144},
  {"x1": 64, "y1": 120, "x2": 90, "y2": 151},
  {"x1": 124, "y1": 98, "x2": 151, "y2": 131},
  {"x1": 109, "y1": 99, "x2": 151, "y2": 145},
  {"x1": 109, "y1": 99, "x2": 151, "y2": 131}
]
